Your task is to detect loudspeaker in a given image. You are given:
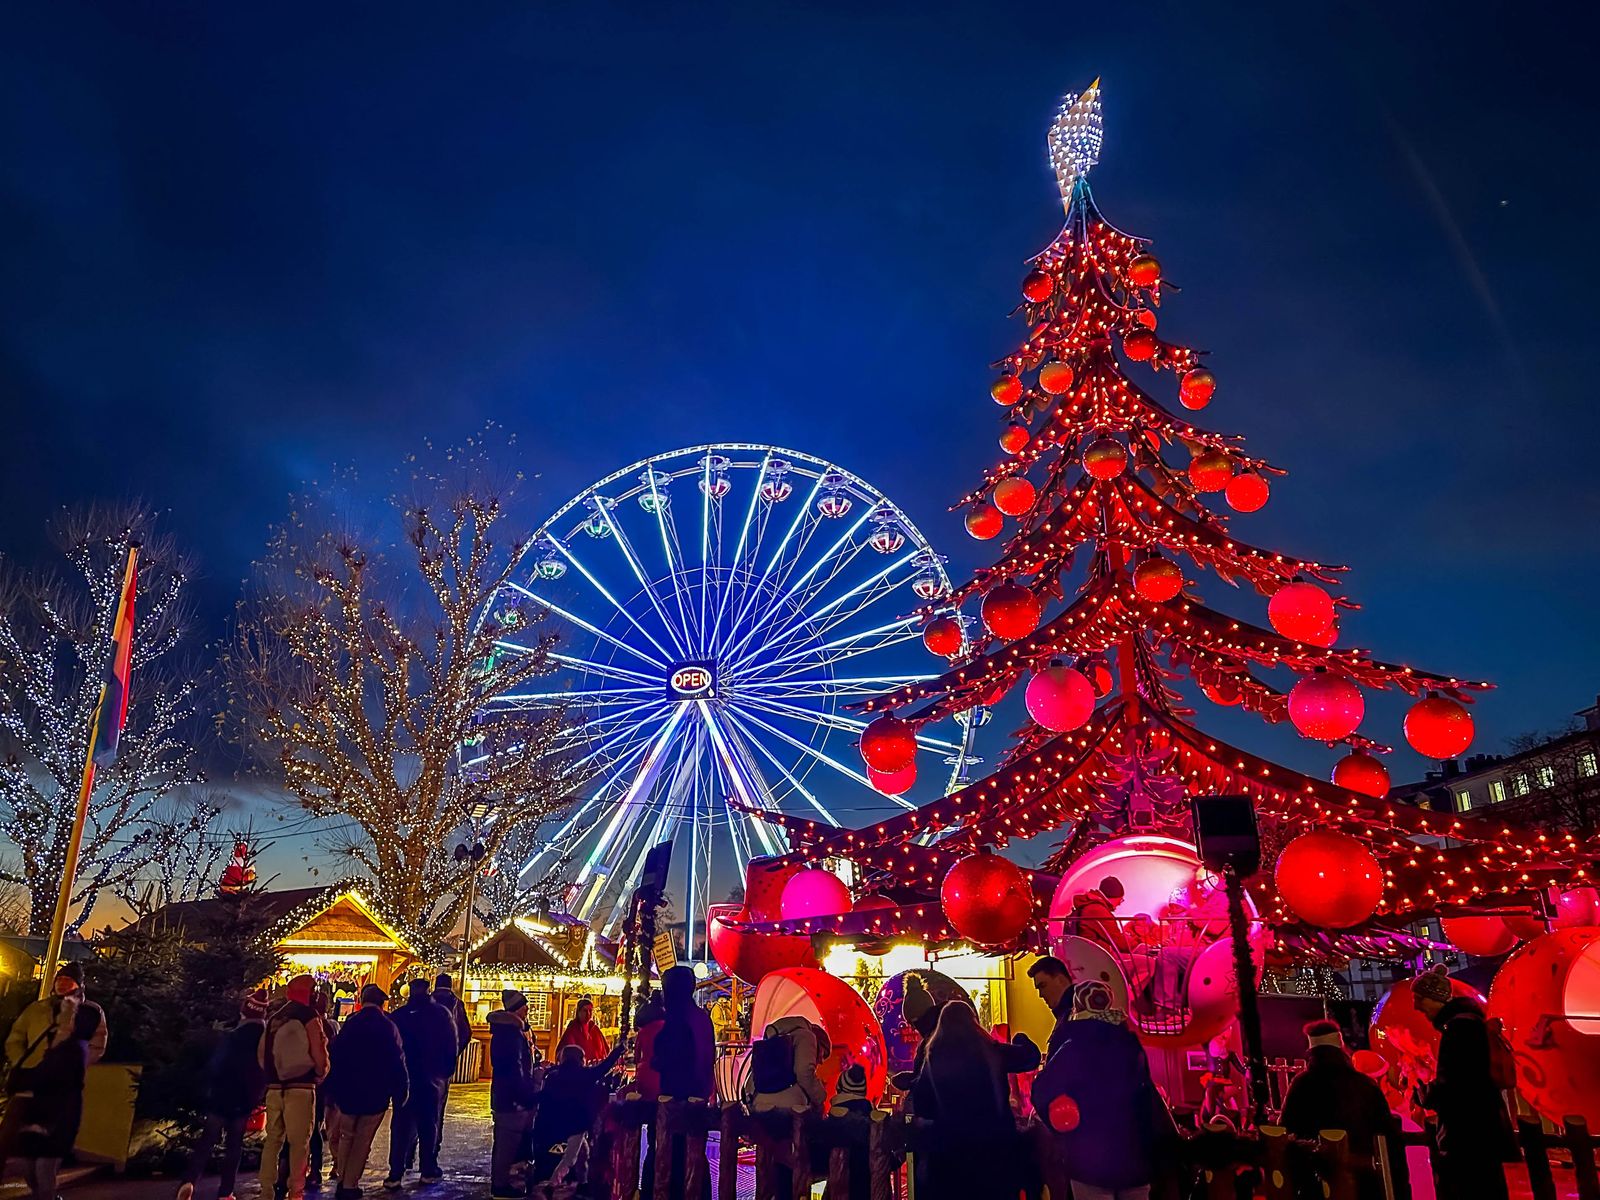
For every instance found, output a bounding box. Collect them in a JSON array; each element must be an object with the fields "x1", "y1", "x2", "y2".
[{"x1": 1191, "y1": 794, "x2": 1261, "y2": 877}]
